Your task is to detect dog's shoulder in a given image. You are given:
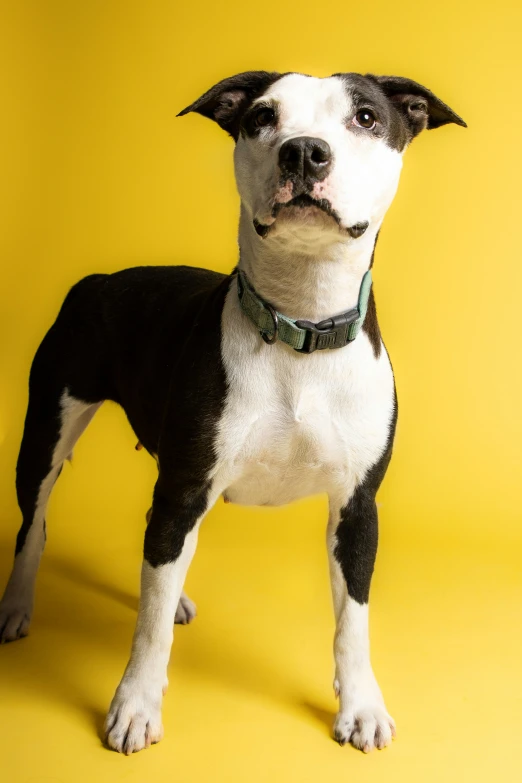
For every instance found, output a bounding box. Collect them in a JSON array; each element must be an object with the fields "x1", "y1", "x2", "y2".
[{"x1": 100, "y1": 264, "x2": 229, "y2": 313}]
